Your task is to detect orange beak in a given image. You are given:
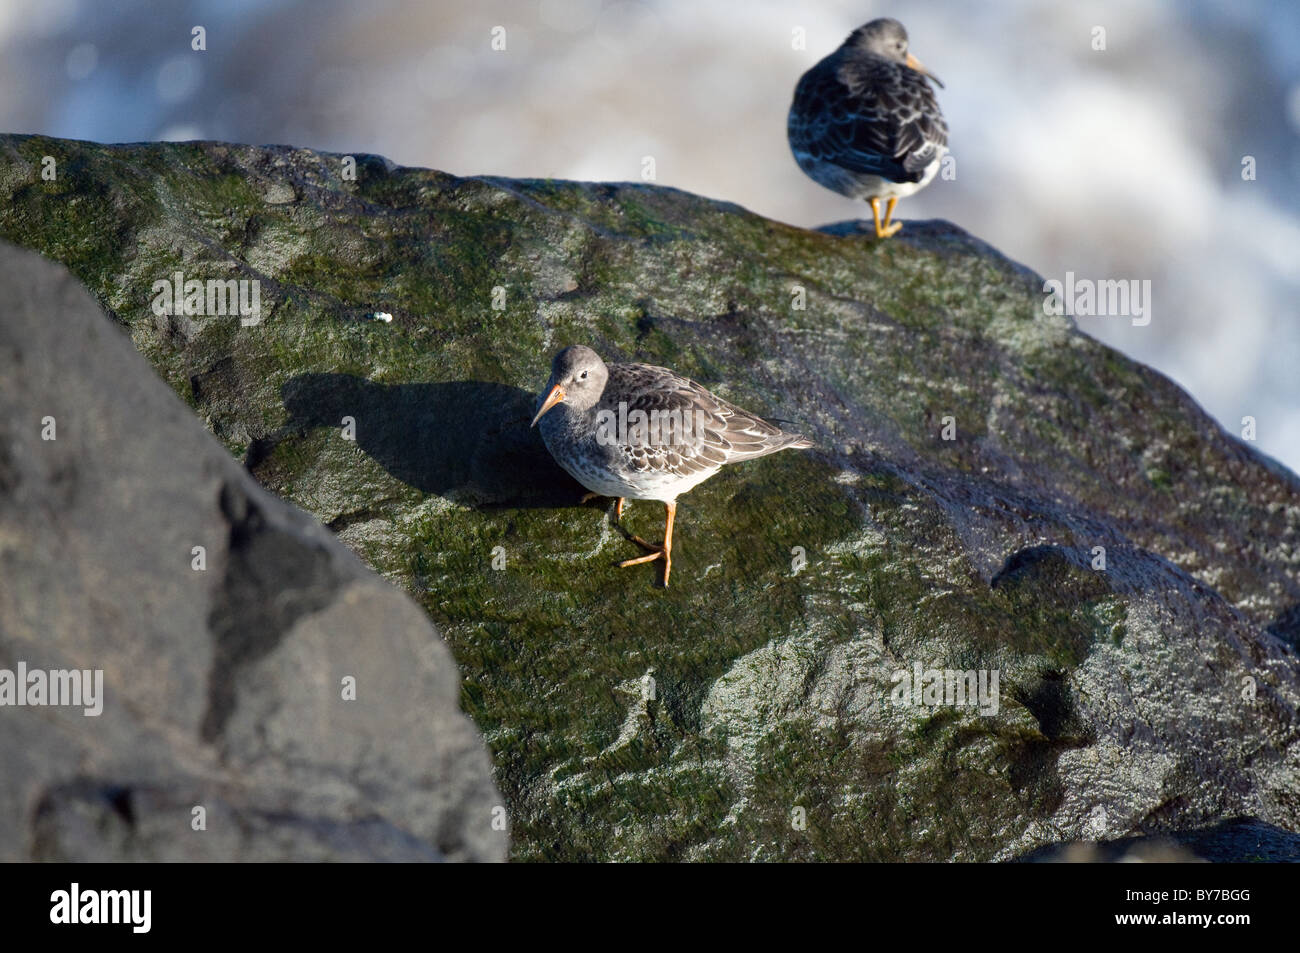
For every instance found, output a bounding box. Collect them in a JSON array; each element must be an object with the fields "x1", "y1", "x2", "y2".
[
  {"x1": 530, "y1": 384, "x2": 566, "y2": 427},
  {"x1": 906, "y1": 52, "x2": 943, "y2": 88}
]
